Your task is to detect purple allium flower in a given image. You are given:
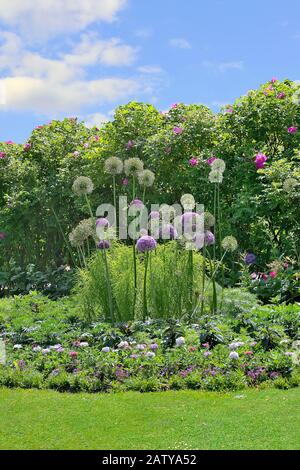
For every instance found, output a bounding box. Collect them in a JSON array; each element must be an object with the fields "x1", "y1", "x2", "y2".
[
  {"x1": 42, "y1": 348, "x2": 51, "y2": 355},
  {"x1": 73, "y1": 151, "x2": 80, "y2": 157},
  {"x1": 23, "y1": 143, "x2": 31, "y2": 151},
  {"x1": 96, "y1": 218, "x2": 110, "y2": 228},
  {"x1": 159, "y1": 223, "x2": 178, "y2": 240},
  {"x1": 118, "y1": 341, "x2": 129, "y2": 350},
  {"x1": 181, "y1": 212, "x2": 202, "y2": 232},
  {"x1": 83, "y1": 143, "x2": 89, "y2": 148},
  {"x1": 136, "y1": 344, "x2": 146, "y2": 350},
  {"x1": 173, "y1": 126, "x2": 183, "y2": 135},
  {"x1": 193, "y1": 233, "x2": 205, "y2": 250},
  {"x1": 130, "y1": 353, "x2": 139, "y2": 359},
  {"x1": 229, "y1": 351, "x2": 239, "y2": 360},
  {"x1": 204, "y1": 230, "x2": 215, "y2": 246},
  {"x1": 255, "y1": 153, "x2": 268, "y2": 170},
  {"x1": 97, "y1": 240, "x2": 110, "y2": 250},
  {"x1": 288, "y1": 126, "x2": 298, "y2": 134},
  {"x1": 102, "y1": 347, "x2": 110, "y2": 353},
  {"x1": 136, "y1": 235, "x2": 157, "y2": 253},
  {"x1": 51, "y1": 369, "x2": 60, "y2": 377},
  {"x1": 189, "y1": 157, "x2": 198, "y2": 167},
  {"x1": 245, "y1": 253, "x2": 256, "y2": 265},
  {"x1": 150, "y1": 343, "x2": 158, "y2": 351},
  {"x1": 122, "y1": 178, "x2": 129, "y2": 186},
  {"x1": 0, "y1": 152, "x2": 6, "y2": 159},
  {"x1": 277, "y1": 92, "x2": 286, "y2": 99},
  {"x1": 204, "y1": 351, "x2": 212, "y2": 357},
  {"x1": 207, "y1": 156, "x2": 217, "y2": 166},
  {"x1": 126, "y1": 140, "x2": 134, "y2": 150},
  {"x1": 149, "y1": 211, "x2": 160, "y2": 220},
  {"x1": 130, "y1": 199, "x2": 144, "y2": 209}
]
